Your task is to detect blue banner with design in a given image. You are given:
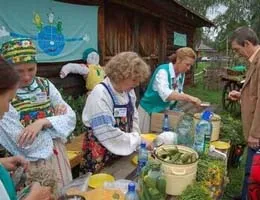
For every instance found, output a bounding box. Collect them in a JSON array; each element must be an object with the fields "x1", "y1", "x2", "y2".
[{"x1": 0, "y1": 0, "x2": 98, "y2": 62}]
